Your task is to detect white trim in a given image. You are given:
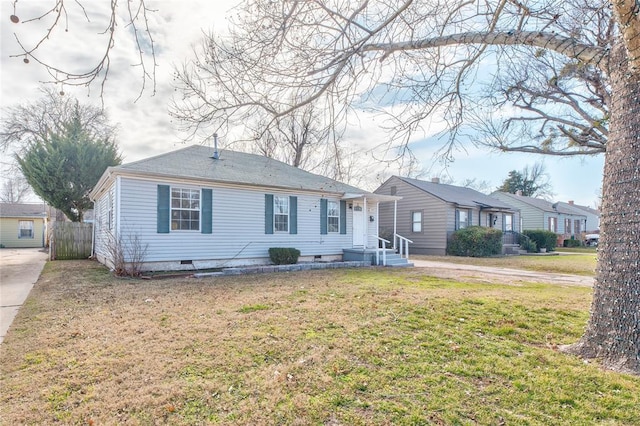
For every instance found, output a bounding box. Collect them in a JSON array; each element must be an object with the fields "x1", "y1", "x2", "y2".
[{"x1": 115, "y1": 176, "x2": 122, "y2": 238}]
